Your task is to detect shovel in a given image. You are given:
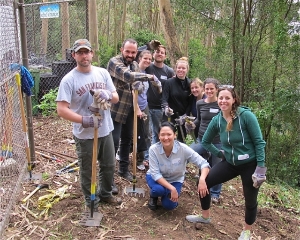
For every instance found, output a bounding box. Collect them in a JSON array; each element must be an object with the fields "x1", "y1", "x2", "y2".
[
  {"x1": 80, "y1": 90, "x2": 103, "y2": 226},
  {"x1": 124, "y1": 89, "x2": 145, "y2": 197},
  {"x1": 22, "y1": 183, "x2": 49, "y2": 203},
  {"x1": 15, "y1": 73, "x2": 42, "y2": 181}
]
